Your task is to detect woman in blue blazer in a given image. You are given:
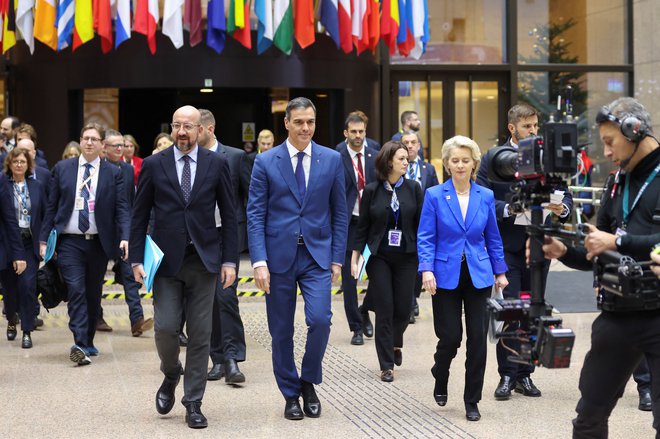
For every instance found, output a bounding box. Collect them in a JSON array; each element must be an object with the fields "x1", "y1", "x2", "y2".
[
  {"x1": 1, "y1": 147, "x2": 46, "y2": 348},
  {"x1": 417, "y1": 136, "x2": 508, "y2": 421}
]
